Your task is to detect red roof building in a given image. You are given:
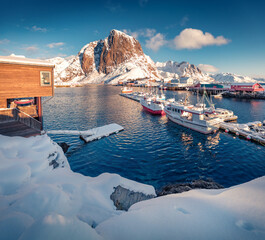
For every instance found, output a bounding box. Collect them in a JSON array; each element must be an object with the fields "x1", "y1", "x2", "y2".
[{"x1": 230, "y1": 83, "x2": 264, "y2": 92}]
